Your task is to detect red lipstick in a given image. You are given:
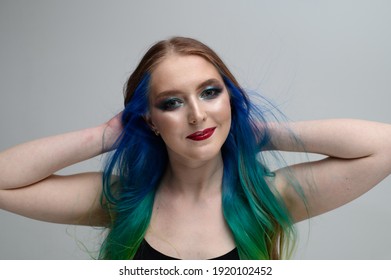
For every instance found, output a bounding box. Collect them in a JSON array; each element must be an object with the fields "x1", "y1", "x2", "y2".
[{"x1": 186, "y1": 127, "x2": 216, "y2": 141}]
